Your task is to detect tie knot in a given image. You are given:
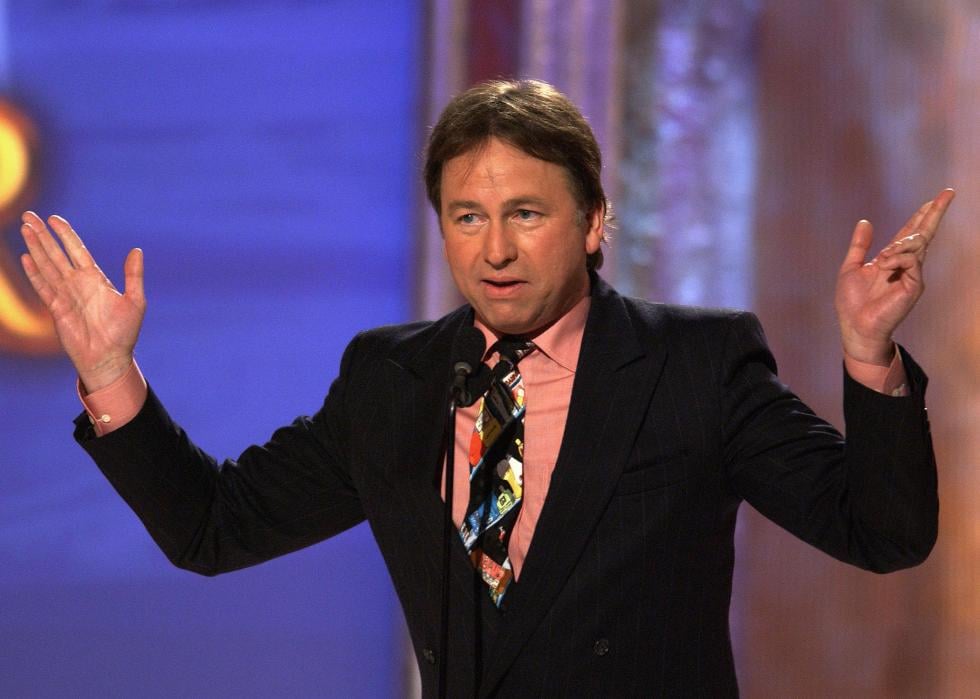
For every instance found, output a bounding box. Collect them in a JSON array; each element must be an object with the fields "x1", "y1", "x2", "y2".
[{"x1": 490, "y1": 337, "x2": 535, "y2": 367}]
